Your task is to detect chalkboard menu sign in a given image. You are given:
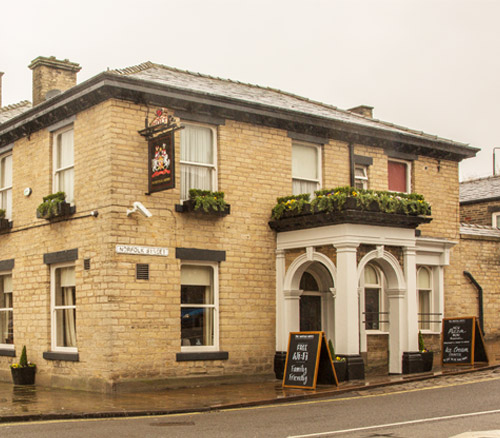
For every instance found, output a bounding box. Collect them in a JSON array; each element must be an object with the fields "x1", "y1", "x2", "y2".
[
  {"x1": 282, "y1": 331, "x2": 338, "y2": 389},
  {"x1": 442, "y1": 317, "x2": 488, "y2": 365}
]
